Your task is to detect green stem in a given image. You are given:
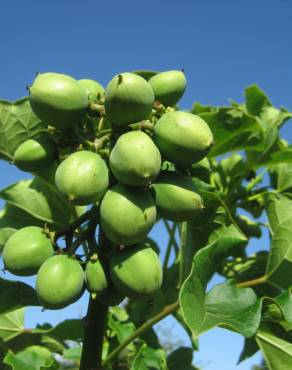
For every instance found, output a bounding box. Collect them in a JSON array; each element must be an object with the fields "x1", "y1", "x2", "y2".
[
  {"x1": 79, "y1": 296, "x2": 108, "y2": 370},
  {"x1": 236, "y1": 275, "x2": 267, "y2": 288},
  {"x1": 163, "y1": 222, "x2": 178, "y2": 270},
  {"x1": 178, "y1": 222, "x2": 191, "y2": 288},
  {"x1": 129, "y1": 120, "x2": 154, "y2": 131},
  {"x1": 102, "y1": 300, "x2": 179, "y2": 367}
]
